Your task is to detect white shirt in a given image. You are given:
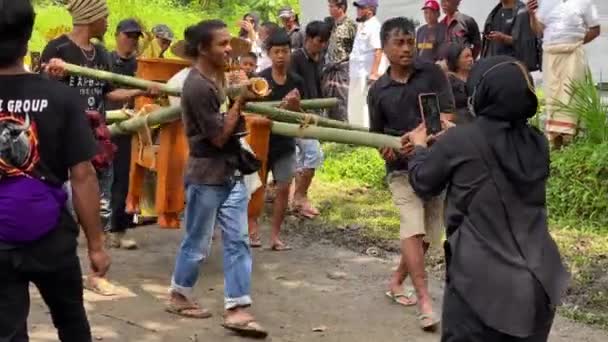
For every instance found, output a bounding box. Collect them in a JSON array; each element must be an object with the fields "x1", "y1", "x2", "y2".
[
  {"x1": 167, "y1": 67, "x2": 192, "y2": 107},
  {"x1": 349, "y1": 16, "x2": 382, "y2": 79},
  {"x1": 538, "y1": 0, "x2": 600, "y2": 45}
]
